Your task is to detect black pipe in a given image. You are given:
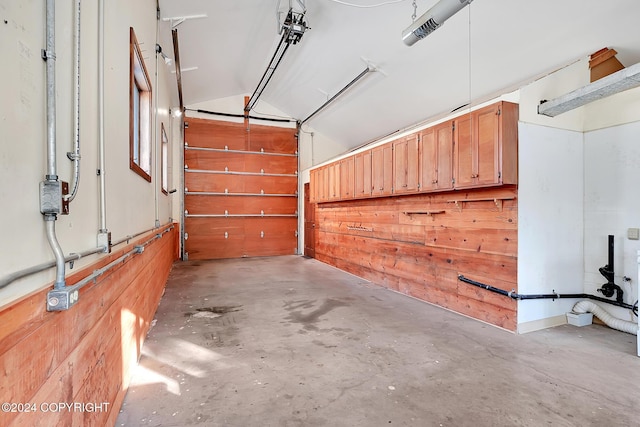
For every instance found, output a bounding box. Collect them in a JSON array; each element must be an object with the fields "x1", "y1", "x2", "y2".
[
  {"x1": 186, "y1": 108, "x2": 295, "y2": 123},
  {"x1": 457, "y1": 275, "x2": 636, "y2": 311}
]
